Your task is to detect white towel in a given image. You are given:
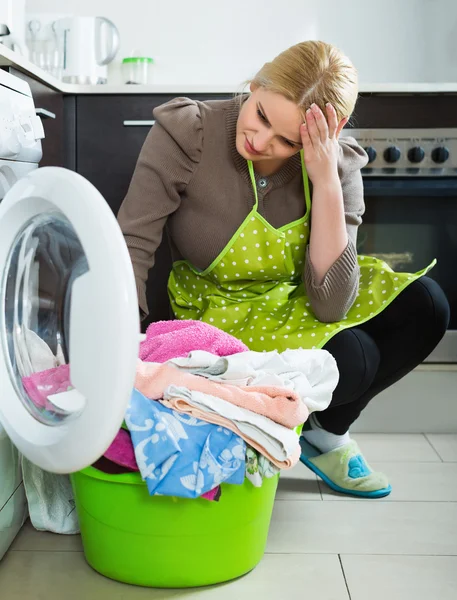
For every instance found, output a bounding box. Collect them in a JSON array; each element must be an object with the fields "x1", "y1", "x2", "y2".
[
  {"x1": 21, "y1": 456, "x2": 79, "y2": 534},
  {"x1": 168, "y1": 348, "x2": 339, "y2": 413},
  {"x1": 19, "y1": 329, "x2": 79, "y2": 534}
]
